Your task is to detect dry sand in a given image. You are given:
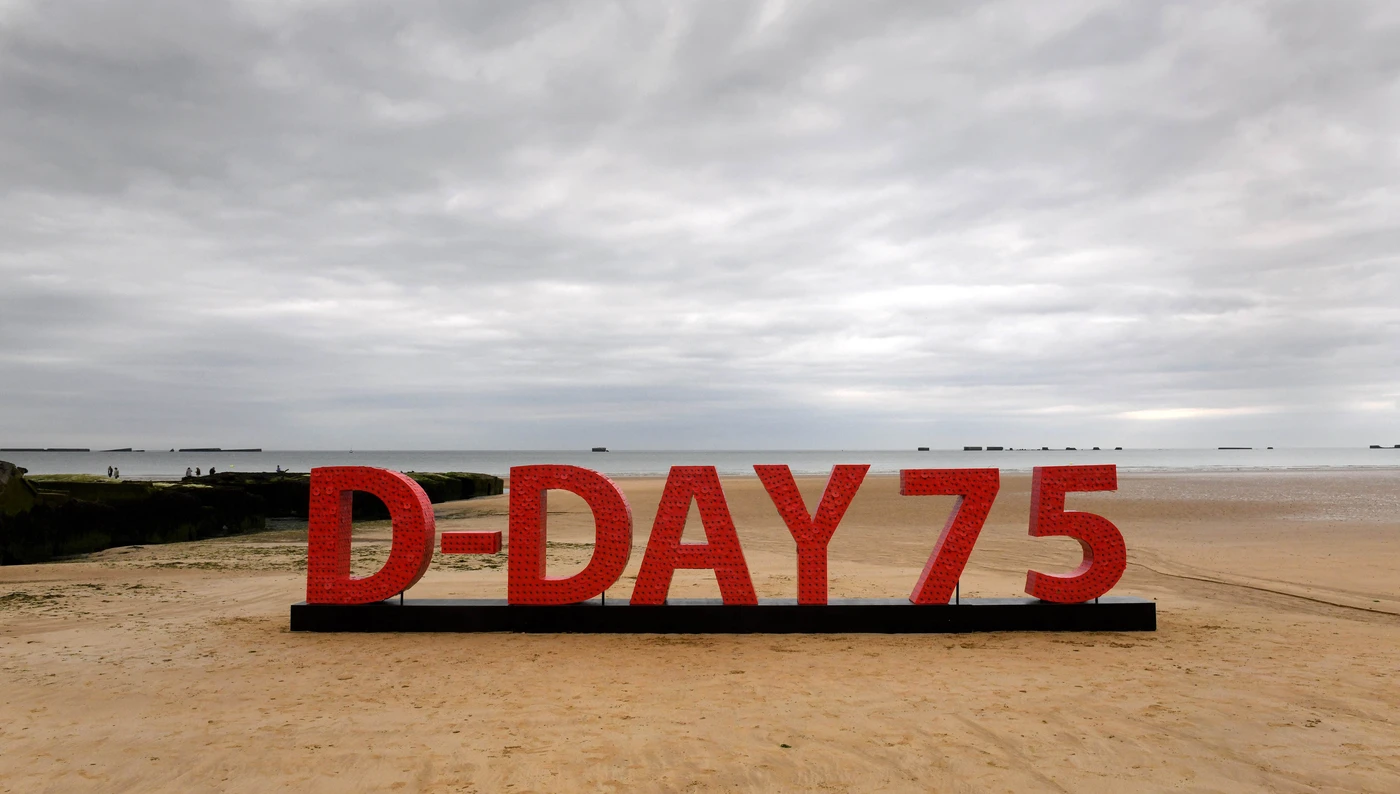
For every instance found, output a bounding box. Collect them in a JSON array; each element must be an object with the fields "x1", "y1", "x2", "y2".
[{"x1": 2, "y1": 470, "x2": 1398, "y2": 792}]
